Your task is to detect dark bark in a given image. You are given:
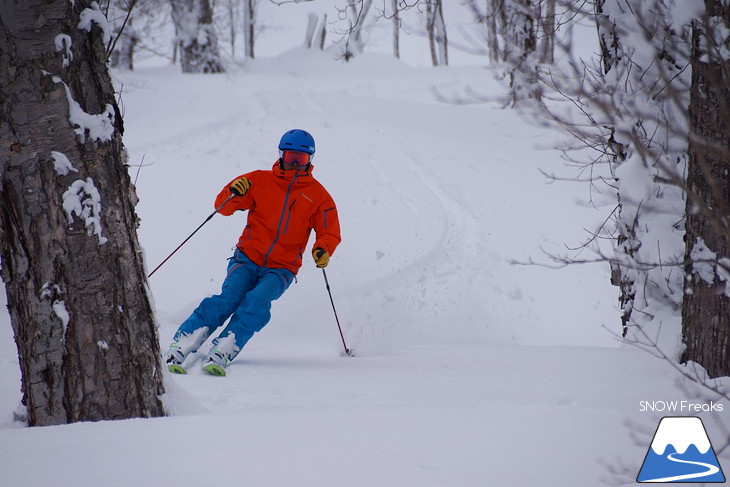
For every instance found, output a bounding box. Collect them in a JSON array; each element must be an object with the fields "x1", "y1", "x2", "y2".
[
  {"x1": 0, "y1": 0, "x2": 165, "y2": 425},
  {"x1": 681, "y1": 3, "x2": 730, "y2": 378}
]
